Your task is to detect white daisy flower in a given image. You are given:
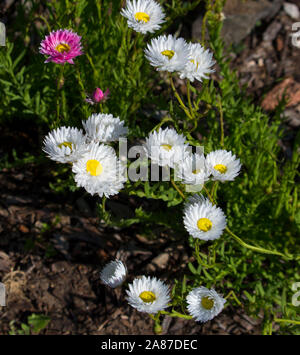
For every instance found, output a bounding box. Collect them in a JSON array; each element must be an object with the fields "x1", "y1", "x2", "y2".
[
  {"x1": 184, "y1": 193, "x2": 206, "y2": 211},
  {"x1": 144, "y1": 127, "x2": 190, "y2": 168},
  {"x1": 121, "y1": 0, "x2": 165, "y2": 34},
  {"x1": 72, "y1": 143, "x2": 126, "y2": 198},
  {"x1": 179, "y1": 43, "x2": 215, "y2": 82},
  {"x1": 82, "y1": 113, "x2": 128, "y2": 143},
  {"x1": 175, "y1": 153, "x2": 210, "y2": 185},
  {"x1": 126, "y1": 276, "x2": 171, "y2": 314},
  {"x1": 43, "y1": 126, "x2": 87, "y2": 164},
  {"x1": 100, "y1": 260, "x2": 127, "y2": 288},
  {"x1": 144, "y1": 34, "x2": 190, "y2": 72},
  {"x1": 206, "y1": 150, "x2": 241, "y2": 182},
  {"x1": 186, "y1": 286, "x2": 226, "y2": 323},
  {"x1": 183, "y1": 196, "x2": 226, "y2": 241}
]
